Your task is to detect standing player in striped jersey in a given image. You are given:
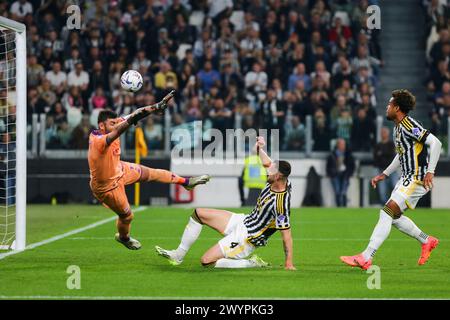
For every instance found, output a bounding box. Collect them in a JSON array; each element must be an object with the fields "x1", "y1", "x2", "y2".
[
  {"x1": 156, "y1": 137, "x2": 296, "y2": 270},
  {"x1": 341, "y1": 89, "x2": 442, "y2": 270}
]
